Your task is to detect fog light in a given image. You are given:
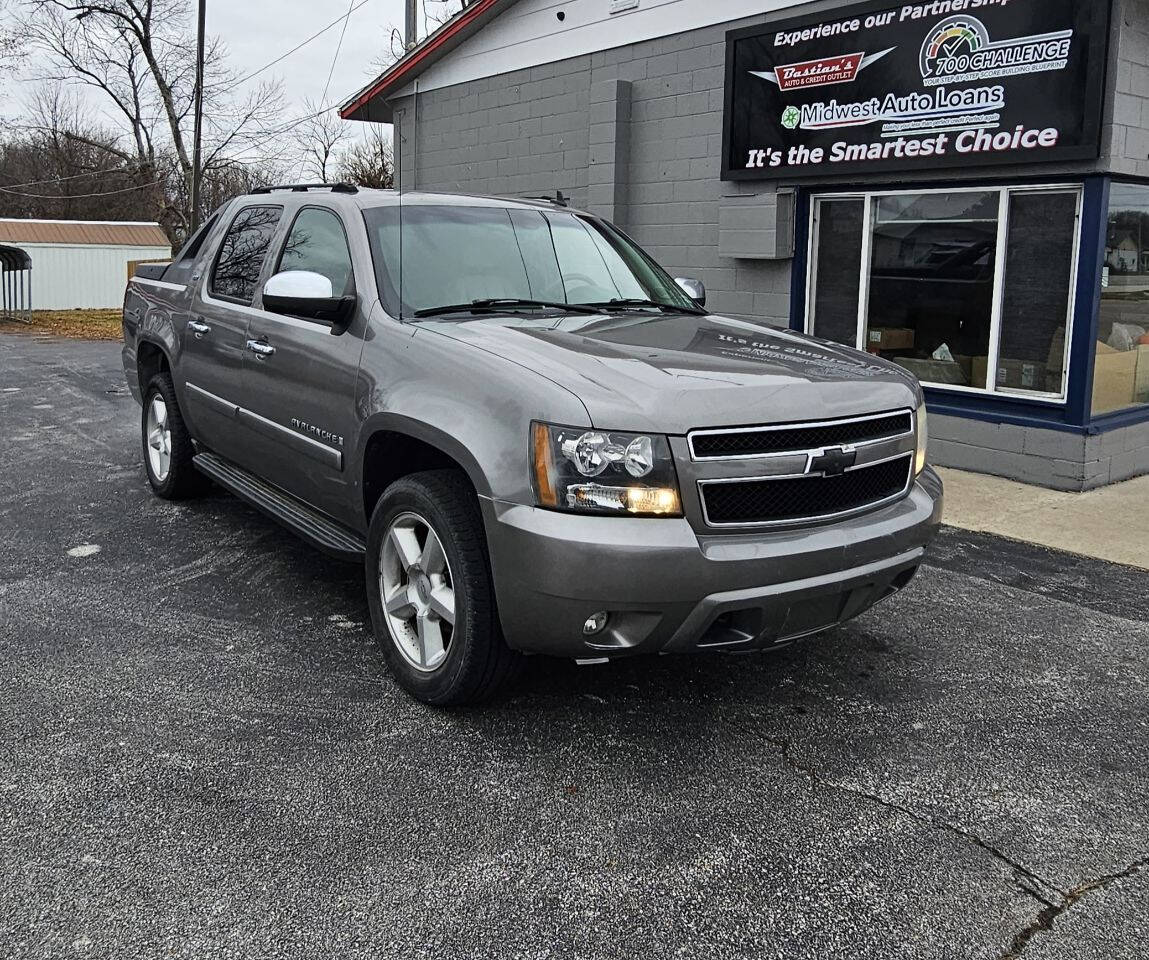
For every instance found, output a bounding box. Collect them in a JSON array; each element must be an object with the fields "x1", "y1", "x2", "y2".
[{"x1": 582, "y1": 611, "x2": 609, "y2": 636}]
